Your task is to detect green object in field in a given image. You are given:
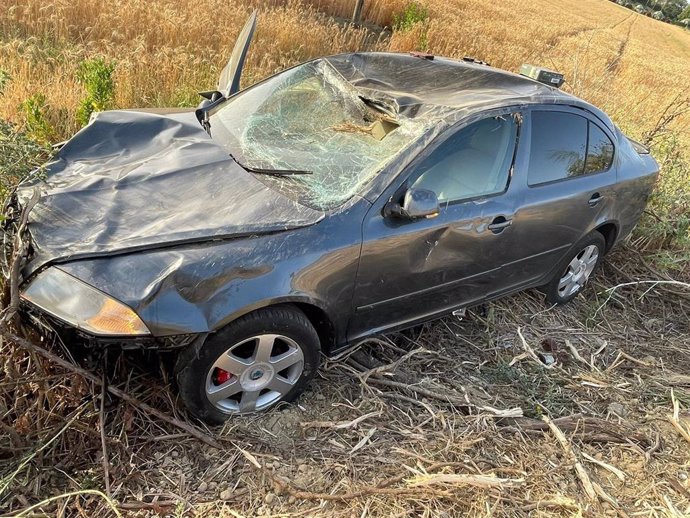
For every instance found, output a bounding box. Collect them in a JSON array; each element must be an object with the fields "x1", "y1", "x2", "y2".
[{"x1": 76, "y1": 58, "x2": 116, "y2": 127}]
